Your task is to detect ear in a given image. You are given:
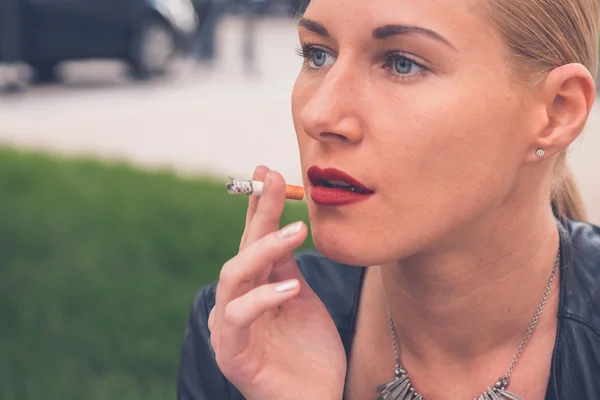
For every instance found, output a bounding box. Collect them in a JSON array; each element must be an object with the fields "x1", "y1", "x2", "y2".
[{"x1": 526, "y1": 63, "x2": 596, "y2": 163}]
